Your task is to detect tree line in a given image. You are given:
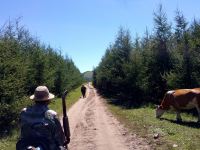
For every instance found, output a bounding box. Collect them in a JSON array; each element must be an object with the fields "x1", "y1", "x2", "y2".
[
  {"x1": 93, "y1": 5, "x2": 200, "y2": 107},
  {"x1": 0, "y1": 19, "x2": 84, "y2": 132}
]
